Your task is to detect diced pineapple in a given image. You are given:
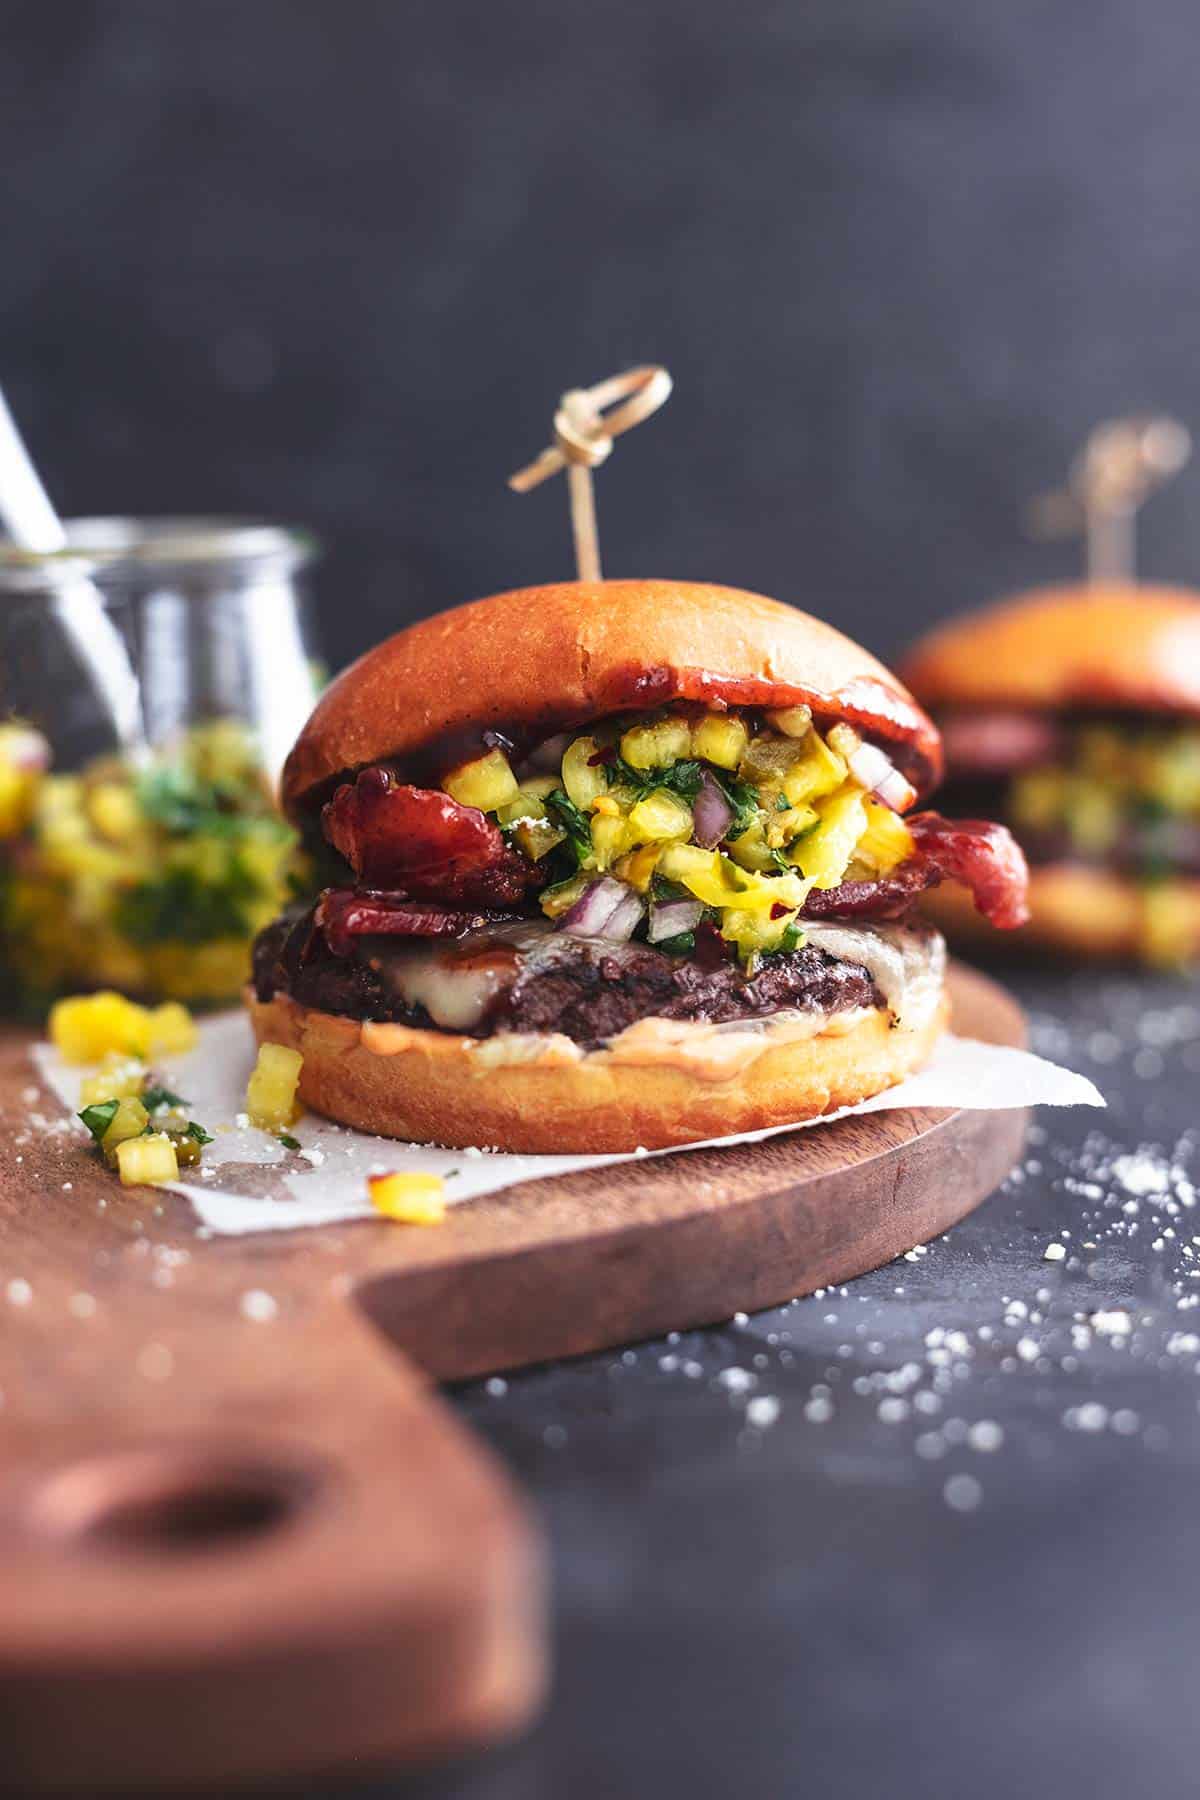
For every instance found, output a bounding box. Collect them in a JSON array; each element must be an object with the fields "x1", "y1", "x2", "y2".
[
  {"x1": 789, "y1": 785, "x2": 868, "y2": 888},
  {"x1": 101, "y1": 1096, "x2": 150, "y2": 1164},
  {"x1": 764, "y1": 706, "x2": 814, "y2": 738},
  {"x1": 79, "y1": 1053, "x2": 146, "y2": 1107},
  {"x1": 719, "y1": 907, "x2": 803, "y2": 959},
  {"x1": 116, "y1": 1132, "x2": 179, "y2": 1187},
  {"x1": 513, "y1": 817, "x2": 567, "y2": 861},
  {"x1": 443, "y1": 747, "x2": 519, "y2": 813},
  {"x1": 145, "y1": 1002, "x2": 198, "y2": 1057},
  {"x1": 738, "y1": 734, "x2": 798, "y2": 785},
  {"x1": 539, "y1": 873, "x2": 592, "y2": 918},
  {"x1": 627, "y1": 790, "x2": 693, "y2": 844},
  {"x1": 87, "y1": 782, "x2": 143, "y2": 844},
  {"x1": 561, "y1": 736, "x2": 609, "y2": 809},
  {"x1": 692, "y1": 713, "x2": 749, "y2": 769},
  {"x1": 496, "y1": 776, "x2": 559, "y2": 826},
  {"x1": 765, "y1": 802, "x2": 819, "y2": 850},
  {"x1": 50, "y1": 991, "x2": 151, "y2": 1063},
  {"x1": 246, "y1": 1042, "x2": 303, "y2": 1131},
  {"x1": 856, "y1": 799, "x2": 914, "y2": 875},
  {"x1": 781, "y1": 734, "x2": 848, "y2": 806},
  {"x1": 614, "y1": 844, "x2": 663, "y2": 892},
  {"x1": 726, "y1": 819, "x2": 776, "y2": 871},
  {"x1": 368, "y1": 1171, "x2": 446, "y2": 1225},
  {"x1": 590, "y1": 813, "x2": 631, "y2": 869},
  {"x1": 619, "y1": 716, "x2": 693, "y2": 771}
]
